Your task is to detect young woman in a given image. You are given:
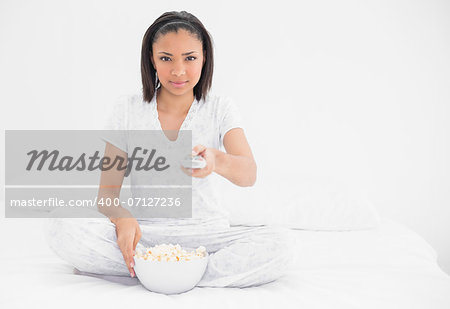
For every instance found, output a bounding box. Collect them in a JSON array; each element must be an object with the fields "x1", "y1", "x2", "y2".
[{"x1": 45, "y1": 11, "x2": 294, "y2": 288}]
